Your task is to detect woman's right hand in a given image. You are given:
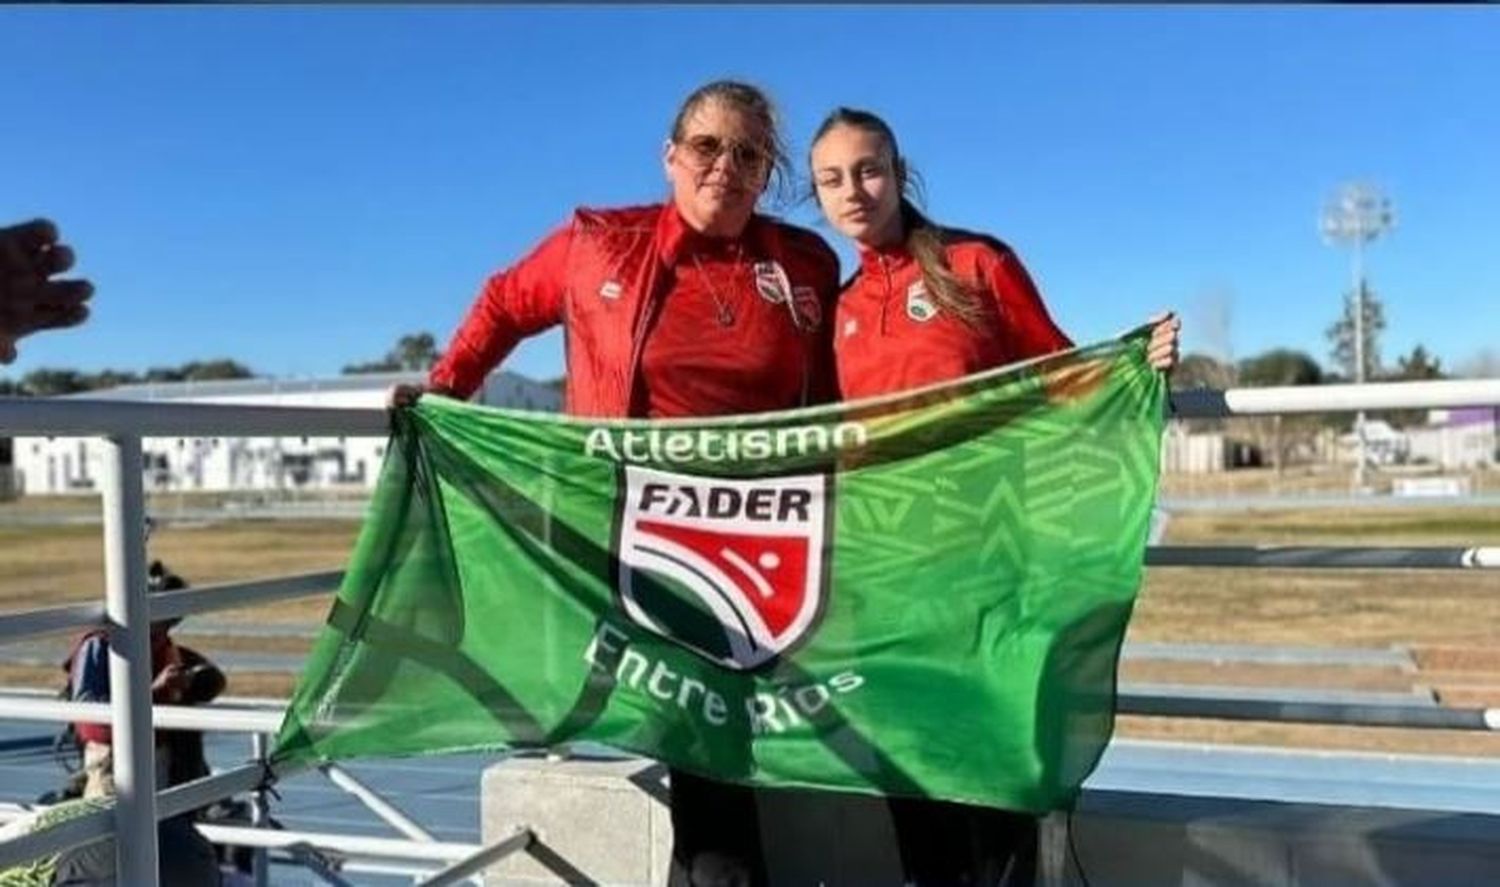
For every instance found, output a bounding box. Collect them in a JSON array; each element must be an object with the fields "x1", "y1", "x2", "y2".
[{"x1": 387, "y1": 383, "x2": 429, "y2": 409}]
